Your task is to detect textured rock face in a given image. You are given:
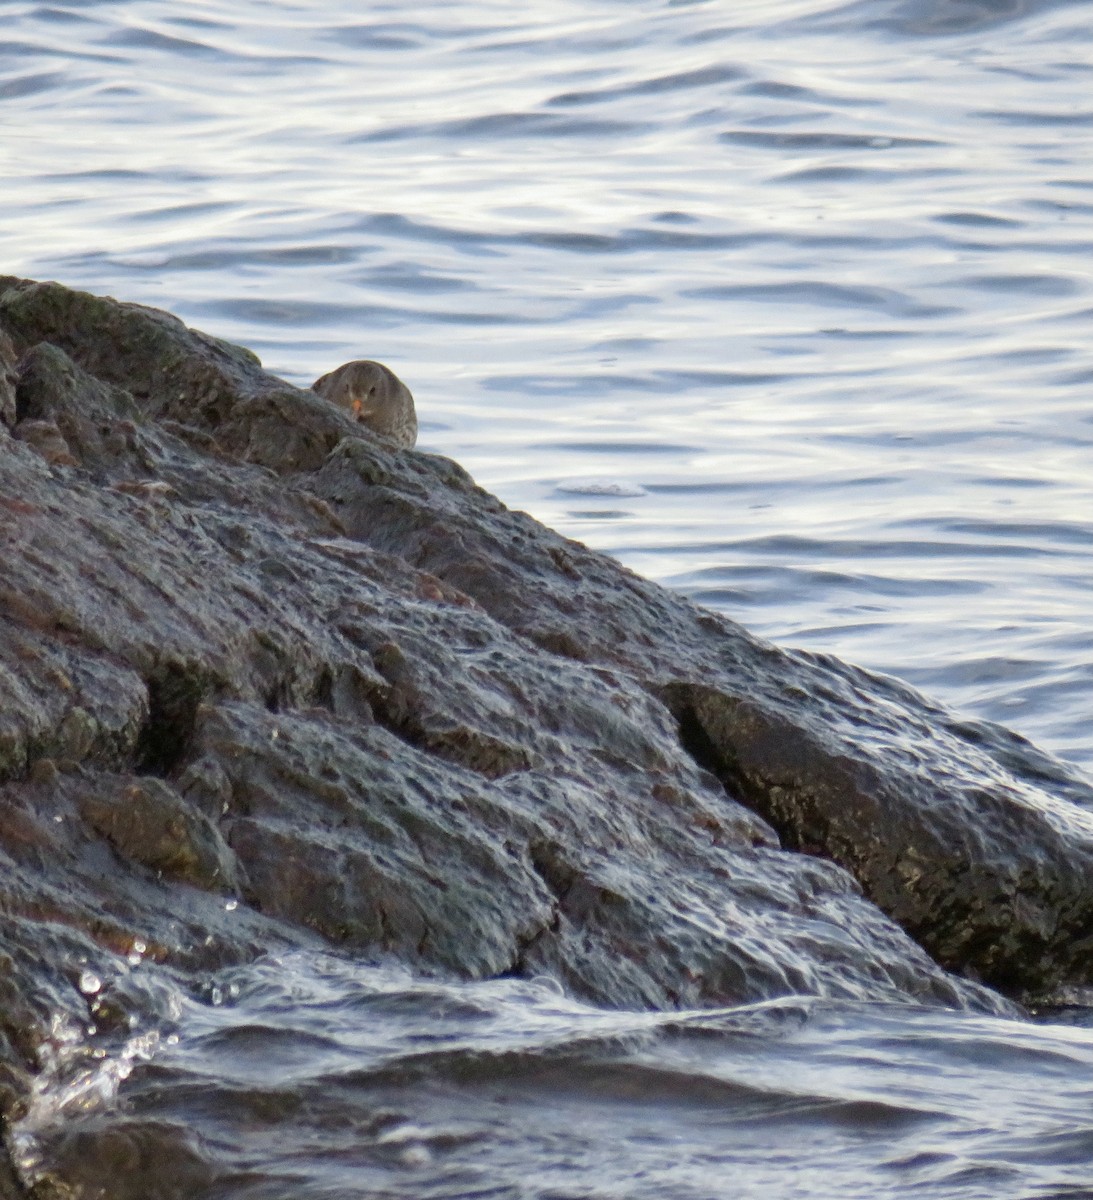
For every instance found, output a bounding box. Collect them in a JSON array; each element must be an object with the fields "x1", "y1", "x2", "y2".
[
  {"x1": 2, "y1": 277, "x2": 1093, "y2": 1189},
  {"x1": 0, "y1": 328, "x2": 17, "y2": 430}
]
